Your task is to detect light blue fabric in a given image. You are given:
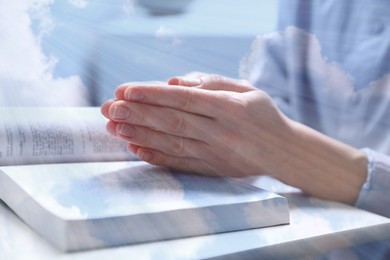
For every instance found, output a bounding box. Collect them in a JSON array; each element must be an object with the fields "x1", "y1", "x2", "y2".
[
  {"x1": 358, "y1": 148, "x2": 390, "y2": 217},
  {"x1": 247, "y1": 0, "x2": 390, "y2": 257},
  {"x1": 249, "y1": 0, "x2": 390, "y2": 217}
]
